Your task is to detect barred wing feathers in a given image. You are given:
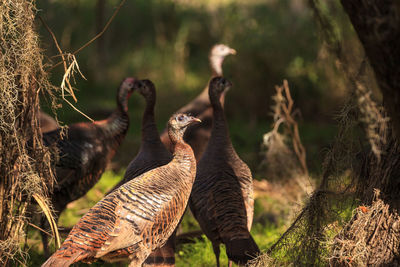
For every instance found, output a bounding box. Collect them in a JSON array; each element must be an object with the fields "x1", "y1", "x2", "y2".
[{"x1": 43, "y1": 163, "x2": 191, "y2": 266}]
